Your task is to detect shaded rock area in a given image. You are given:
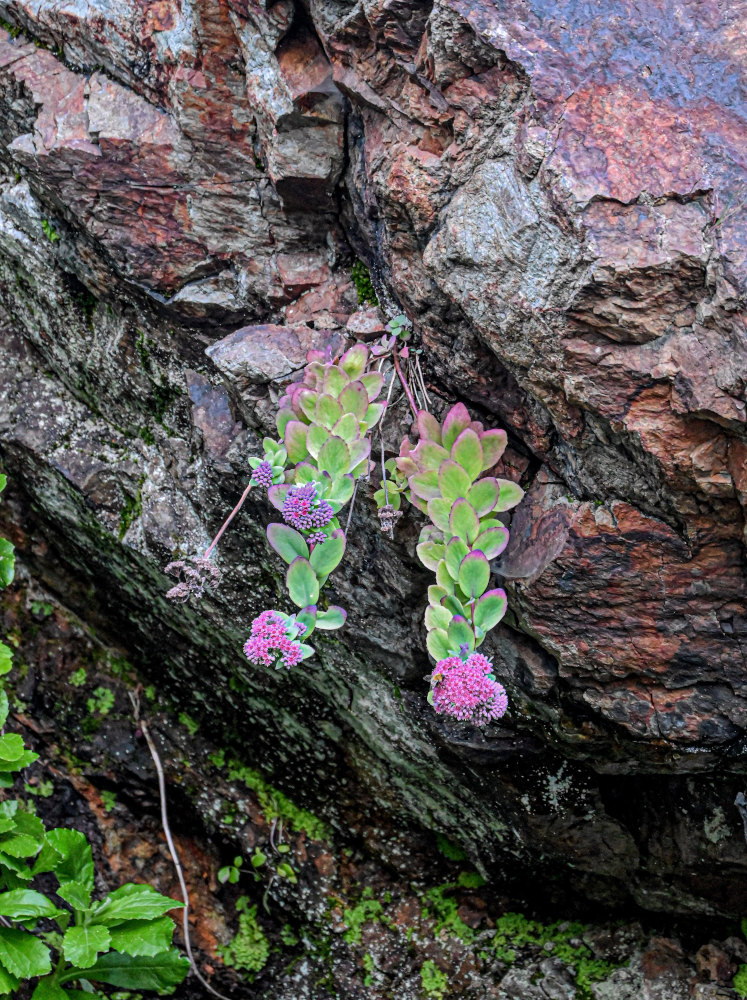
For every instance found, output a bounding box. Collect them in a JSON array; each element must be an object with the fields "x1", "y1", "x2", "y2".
[
  {"x1": 0, "y1": 0, "x2": 744, "y2": 961},
  {"x1": 3, "y1": 573, "x2": 746, "y2": 999}
]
